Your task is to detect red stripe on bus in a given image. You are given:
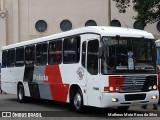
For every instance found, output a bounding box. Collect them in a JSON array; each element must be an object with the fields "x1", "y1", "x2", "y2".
[
  {"x1": 109, "y1": 76, "x2": 125, "y2": 92},
  {"x1": 45, "y1": 65, "x2": 69, "y2": 102},
  {"x1": 50, "y1": 84, "x2": 69, "y2": 102}
]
